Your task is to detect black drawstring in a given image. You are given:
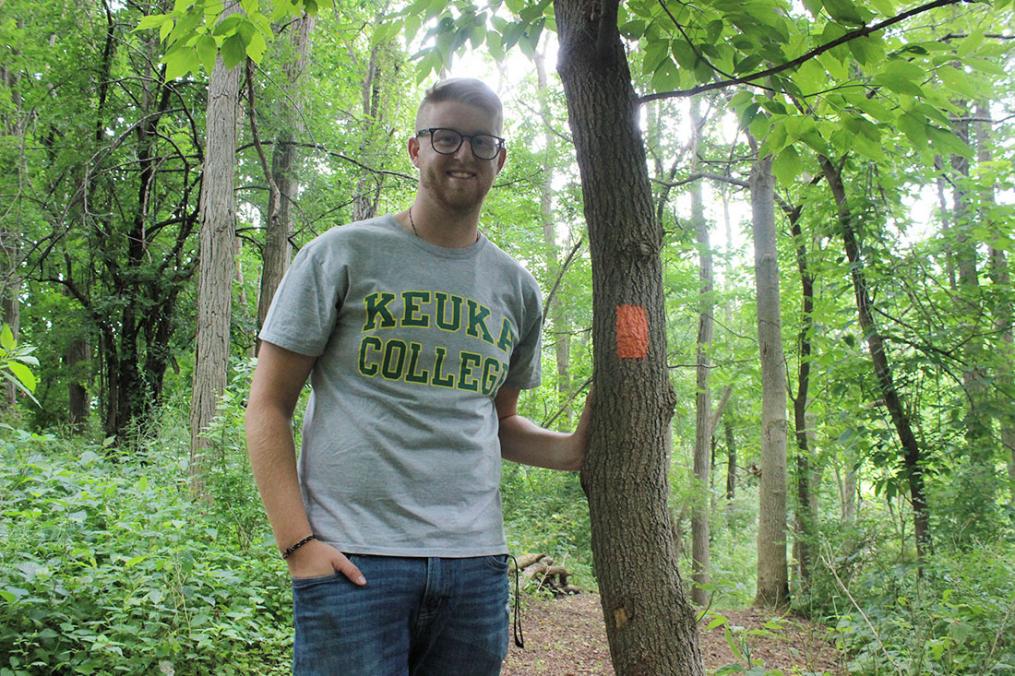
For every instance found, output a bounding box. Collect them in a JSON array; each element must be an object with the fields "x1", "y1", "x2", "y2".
[{"x1": 509, "y1": 554, "x2": 524, "y2": 648}]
